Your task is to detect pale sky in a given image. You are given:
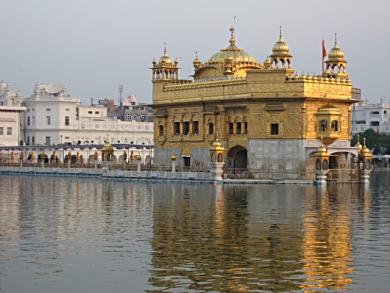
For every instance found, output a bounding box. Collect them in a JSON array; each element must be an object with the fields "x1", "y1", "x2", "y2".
[{"x1": 0, "y1": 0, "x2": 389, "y2": 103}]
